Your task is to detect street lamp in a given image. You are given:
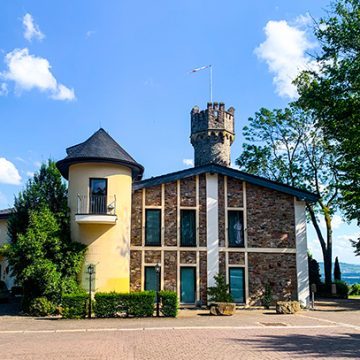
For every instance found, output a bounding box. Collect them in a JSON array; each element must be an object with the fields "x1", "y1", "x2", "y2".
[
  {"x1": 87, "y1": 264, "x2": 95, "y2": 319},
  {"x1": 155, "y1": 262, "x2": 161, "y2": 317}
]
